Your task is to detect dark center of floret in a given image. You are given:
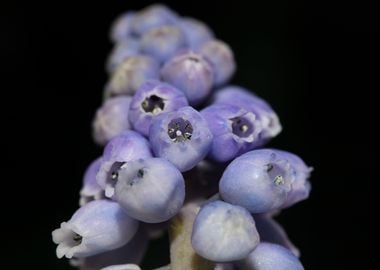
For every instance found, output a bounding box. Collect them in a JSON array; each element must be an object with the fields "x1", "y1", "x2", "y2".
[
  {"x1": 188, "y1": 56, "x2": 200, "y2": 63},
  {"x1": 107, "y1": 161, "x2": 126, "y2": 187},
  {"x1": 141, "y1": 95, "x2": 165, "y2": 114},
  {"x1": 137, "y1": 168, "x2": 144, "y2": 178},
  {"x1": 73, "y1": 233, "x2": 83, "y2": 244},
  {"x1": 127, "y1": 168, "x2": 145, "y2": 187},
  {"x1": 265, "y1": 163, "x2": 285, "y2": 185},
  {"x1": 268, "y1": 118, "x2": 274, "y2": 128},
  {"x1": 230, "y1": 116, "x2": 254, "y2": 137},
  {"x1": 167, "y1": 118, "x2": 193, "y2": 143}
]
